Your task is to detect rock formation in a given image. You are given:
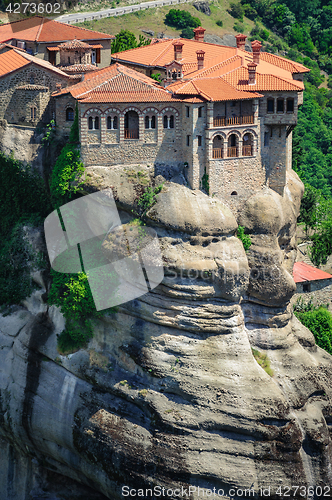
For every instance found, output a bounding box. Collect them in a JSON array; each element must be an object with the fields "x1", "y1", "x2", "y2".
[{"x1": 1, "y1": 165, "x2": 332, "y2": 499}]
